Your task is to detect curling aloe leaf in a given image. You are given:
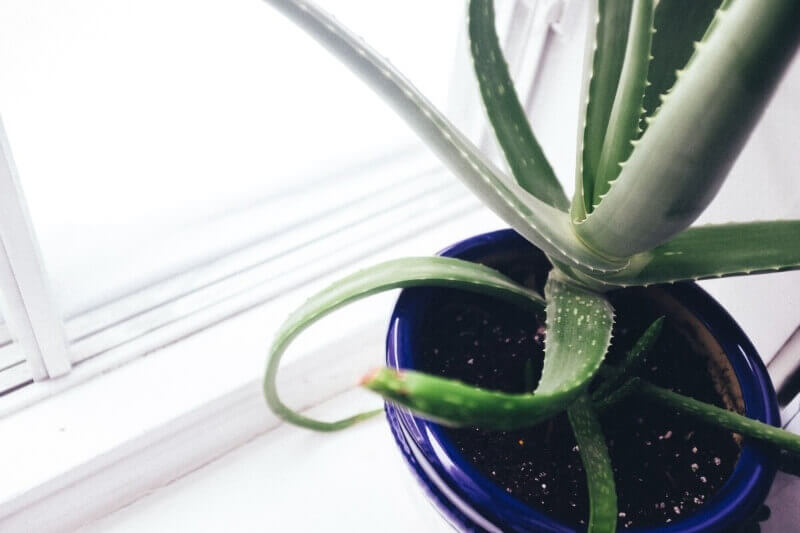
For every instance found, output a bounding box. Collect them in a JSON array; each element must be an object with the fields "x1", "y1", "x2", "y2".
[
  {"x1": 567, "y1": 393, "x2": 617, "y2": 533},
  {"x1": 468, "y1": 0, "x2": 569, "y2": 211},
  {"x1": 638, "y1": 0, "x2": 724, "y2": 135},
  {"x1": 572, "y1": 0, "x2": 633, "y2": 221},
  {"x1": 264, "y1": 257, "x2": 545, "y2": 431},
  {"x1": 591, "y1": 0, "x2": 655, "y2": 205},
  {"x1": 577, "y1": 0, "x2": 800, "y2": 258},
  {"x1": 263, "y1": 0, "x2": 626, "y2": 274},
  {"x1": 362, "y1": 276, "x2": 614, "y2": 429},
  {"x1": 582, "y1": 221, "x2": 800, "y2": 287}
]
